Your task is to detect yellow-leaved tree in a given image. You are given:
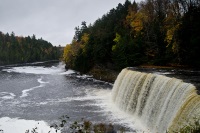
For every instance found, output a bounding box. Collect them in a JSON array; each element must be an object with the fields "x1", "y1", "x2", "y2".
[{"x1": 63, "y1": 44, "x2": 72, "y2": 67}]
